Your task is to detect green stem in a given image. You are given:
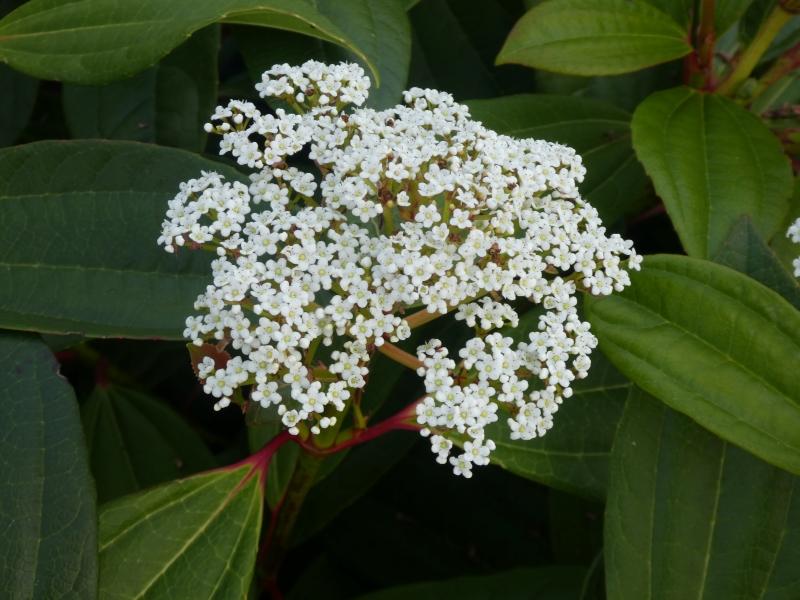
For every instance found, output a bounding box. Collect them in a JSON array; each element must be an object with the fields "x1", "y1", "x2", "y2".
[
  {"x1": 383, "y1": 202, "x2": 395, "y2": 235},
  {"x1": 717, "y1": 4, "x2": 794, "y2": 95}
]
